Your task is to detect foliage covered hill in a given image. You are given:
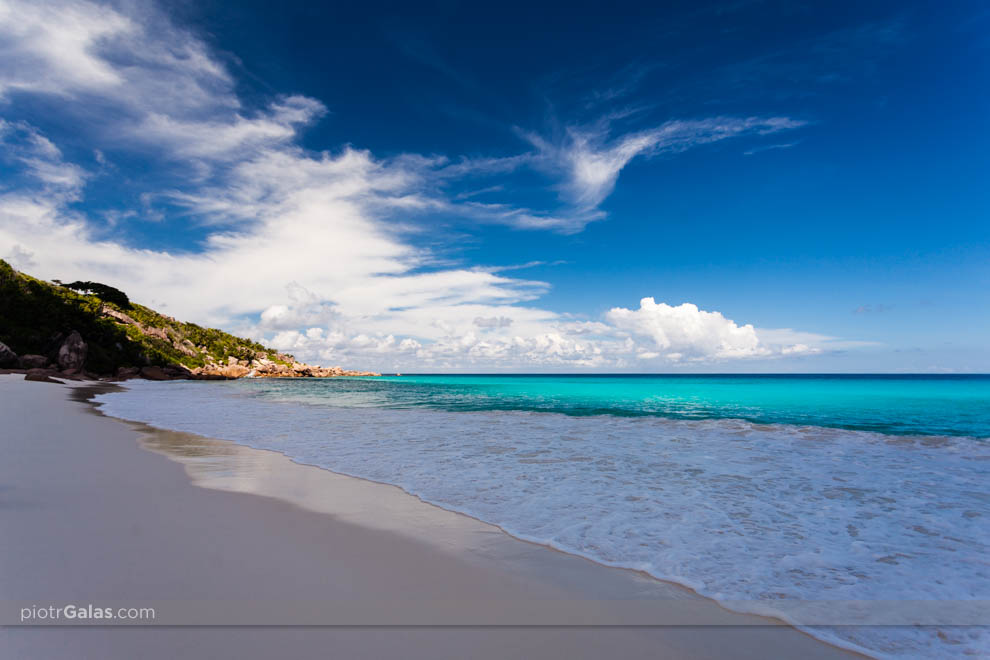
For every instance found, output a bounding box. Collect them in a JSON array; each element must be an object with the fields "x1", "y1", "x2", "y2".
[{"x1": 0, "y1": 259, "x2": 293, "y2": 375}]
